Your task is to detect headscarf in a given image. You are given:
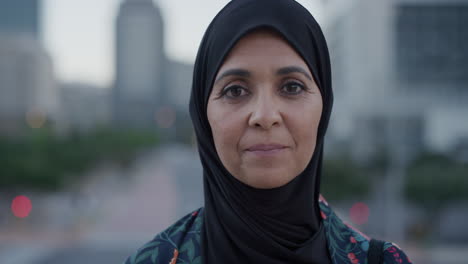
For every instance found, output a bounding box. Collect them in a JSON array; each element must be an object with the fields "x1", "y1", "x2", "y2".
[{"x1": 189, "y1": 0, "x2": 334, "y2": 263}]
